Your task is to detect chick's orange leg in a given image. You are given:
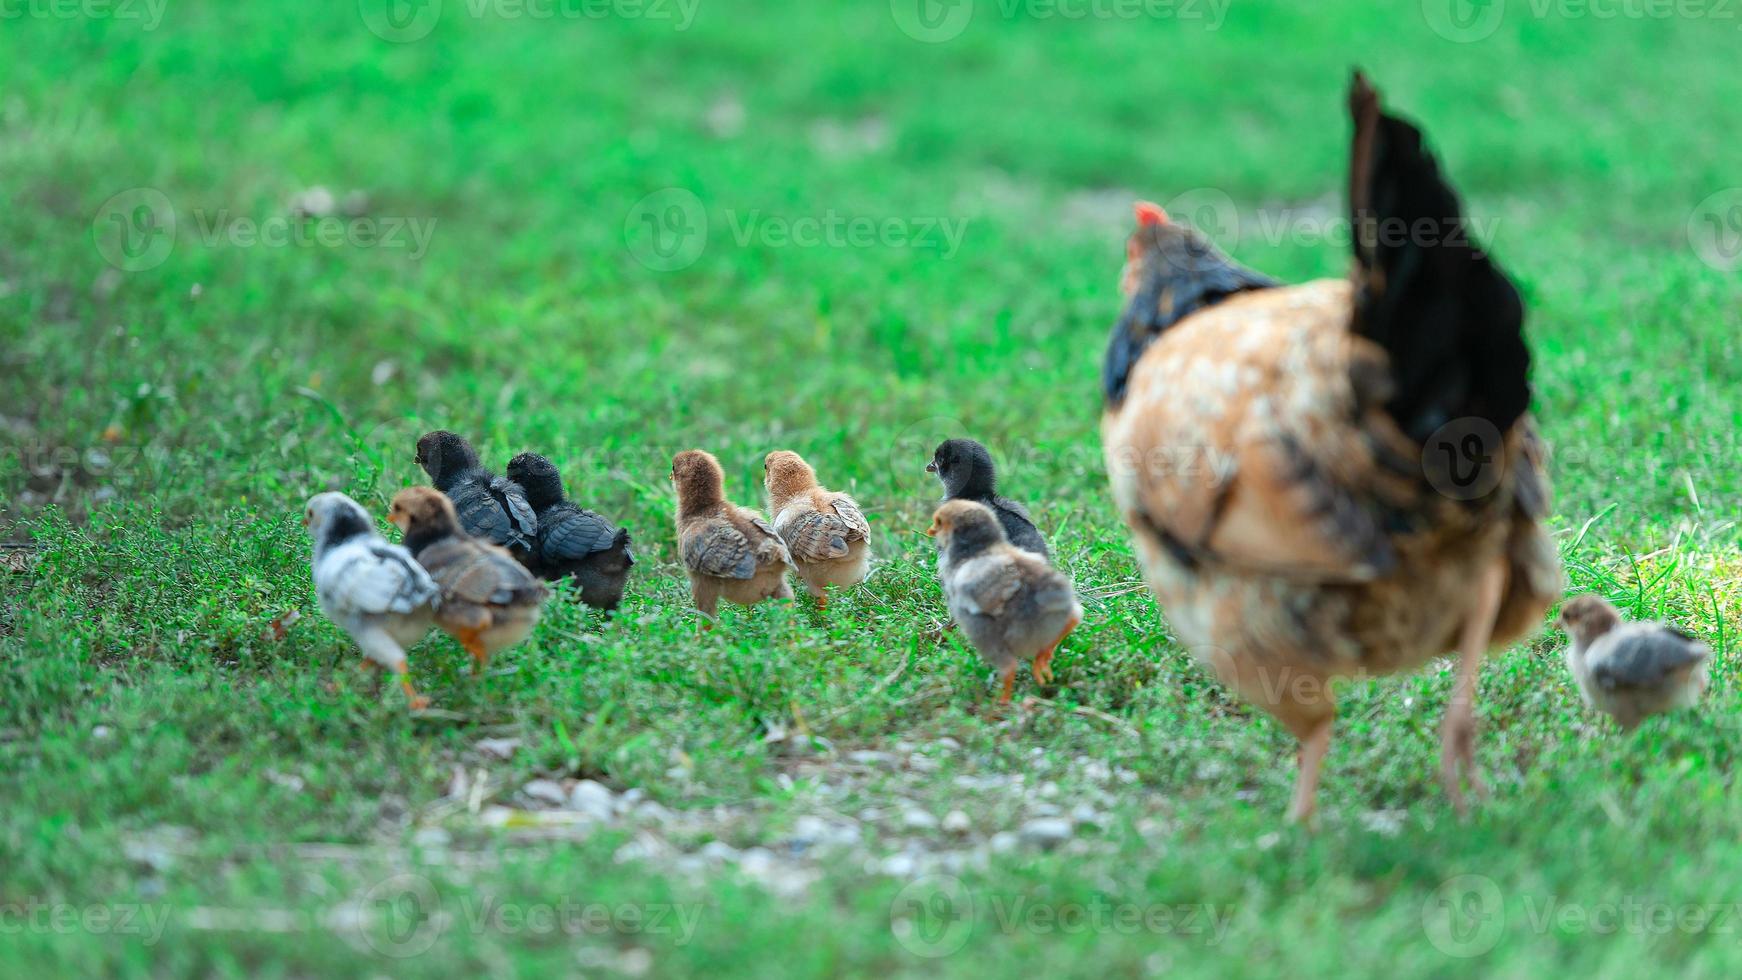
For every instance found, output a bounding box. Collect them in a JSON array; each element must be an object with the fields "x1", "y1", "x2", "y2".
[
  {"x1": 393, "y1": 664, "x2": 429, "y2": 711},
  {"x1": 1442, "y1": 562, "x2": 1507, "y2": 814},
  {"x1": 456, "y1": 627, "x2": 489, "y2": 676},
  {"x1": 1033, "y1": 614, "x2": 1081, "y2": 686},
  {"x1": 997, "y1": 664, "x2": 1018, "y2": 705}
]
